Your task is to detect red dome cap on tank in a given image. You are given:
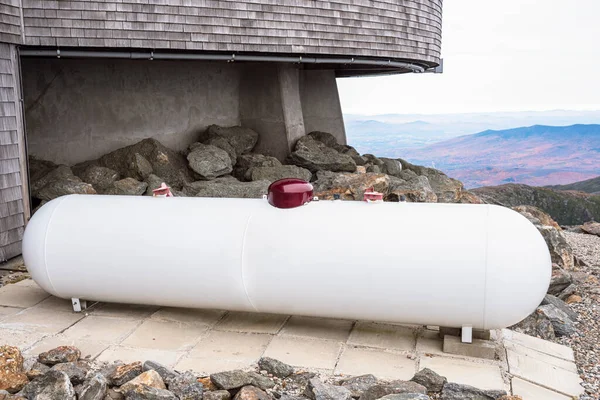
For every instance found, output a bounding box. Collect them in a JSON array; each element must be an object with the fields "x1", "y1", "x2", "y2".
[{"x1": 268, "y1": 178, "x2": 314, "y2": 209}]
